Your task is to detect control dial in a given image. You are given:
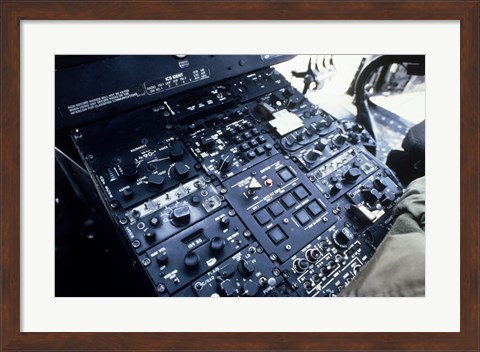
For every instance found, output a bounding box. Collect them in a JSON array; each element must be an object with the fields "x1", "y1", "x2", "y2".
[
  {"x1": 217, "y1": 152, "x2": 234, "y2": 172},
  {"x1": 169, "y1": 144, "x2": 184, "y2": 161},
  {"x1": 172, "y1": 162, "x2": 190, "y2": 180},
  {"x1": 184, "y1": 252, "x2": 200, "y2": 268},
  {"x1": 237, "y1": 259, "x2": 255, "y2": 276},
  {"x1": 171, "y1": 205, "x2": 191, "y2": 227}
]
